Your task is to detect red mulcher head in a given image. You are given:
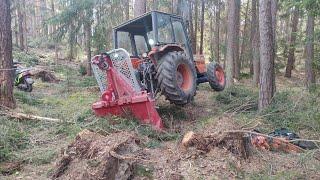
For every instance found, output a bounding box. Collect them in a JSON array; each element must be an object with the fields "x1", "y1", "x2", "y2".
[{"x1": 91, "y1": 49, "x2": 163, "y2": 130}]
